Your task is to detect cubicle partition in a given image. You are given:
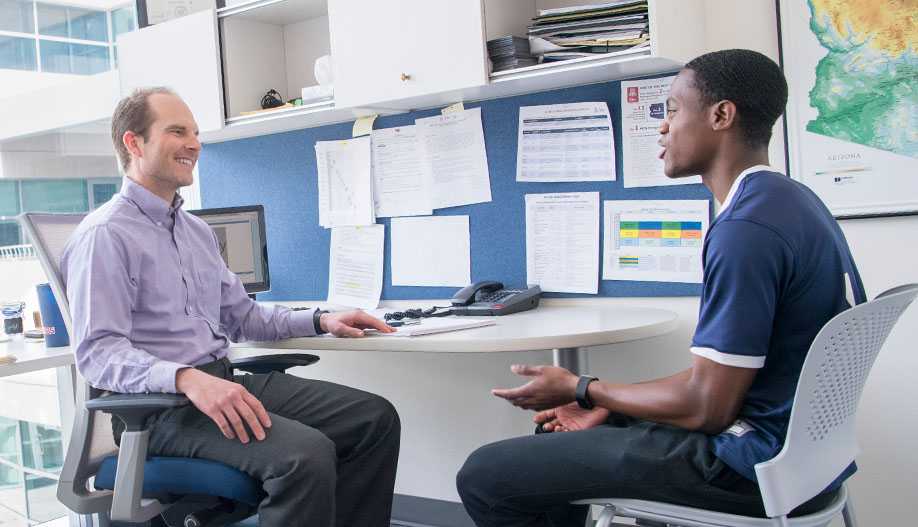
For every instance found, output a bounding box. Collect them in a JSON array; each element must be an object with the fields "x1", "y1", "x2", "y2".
[{"x1": 198, "y1": 75, "x2": 712, "y2": 301}]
